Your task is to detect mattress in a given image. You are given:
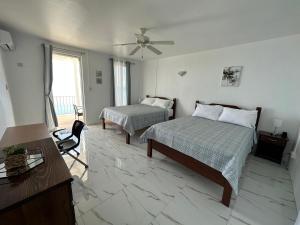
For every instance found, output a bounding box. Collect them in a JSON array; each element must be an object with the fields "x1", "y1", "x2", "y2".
[
  {"x1": 140, "y1": 116, "x2": 256, "y2": 194},
  {"x1": 99, "y1": 104, "x2": 169, "y2": 135}
]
